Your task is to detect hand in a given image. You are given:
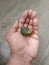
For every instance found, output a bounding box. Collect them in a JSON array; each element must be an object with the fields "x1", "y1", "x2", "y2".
[{"x1": 6, "y1": 10, "x2": 39, "y2": 65}]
